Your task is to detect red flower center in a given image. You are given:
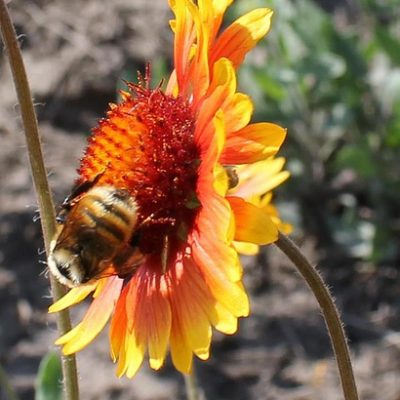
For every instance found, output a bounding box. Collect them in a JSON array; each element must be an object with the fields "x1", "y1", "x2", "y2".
[{"x1": 79, "y1": 83, "x2": 200, "y2": 256}]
